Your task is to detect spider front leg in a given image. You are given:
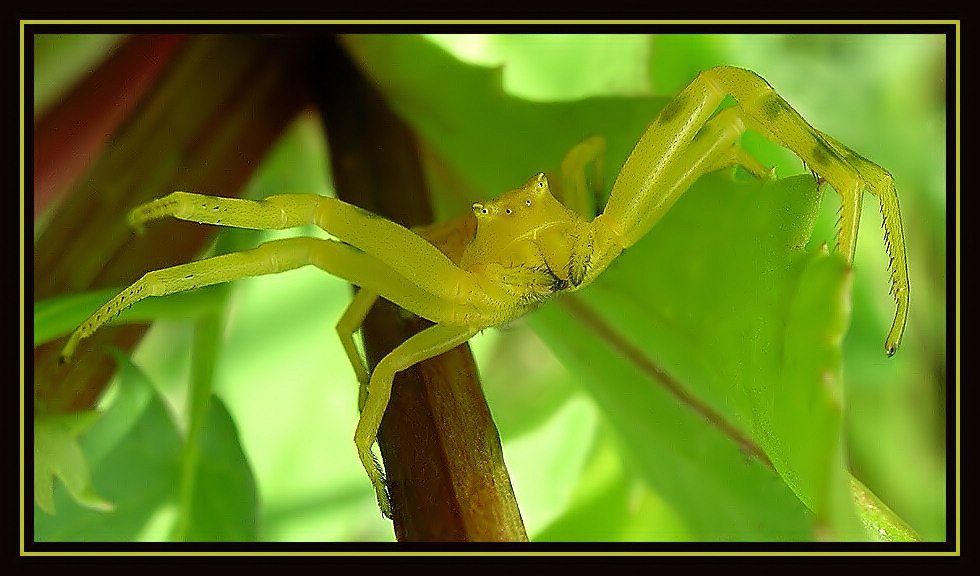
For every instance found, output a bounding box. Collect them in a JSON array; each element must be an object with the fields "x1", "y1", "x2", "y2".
[
  {"x1": 594, "y1": 67, "x2": 909, "y2": 354},
  {"x1": 64, "y1": 191, "x2": 502, "y2": 517},
  {"x1": 129, "y1": 191, "x2": 484, "y2": 307},
  {"x1": 582, "y1": 105, "x2": 772, "y2": 285},
  {"x1": 60, "y1": 235, "x2": 467, "y2": 363}
]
